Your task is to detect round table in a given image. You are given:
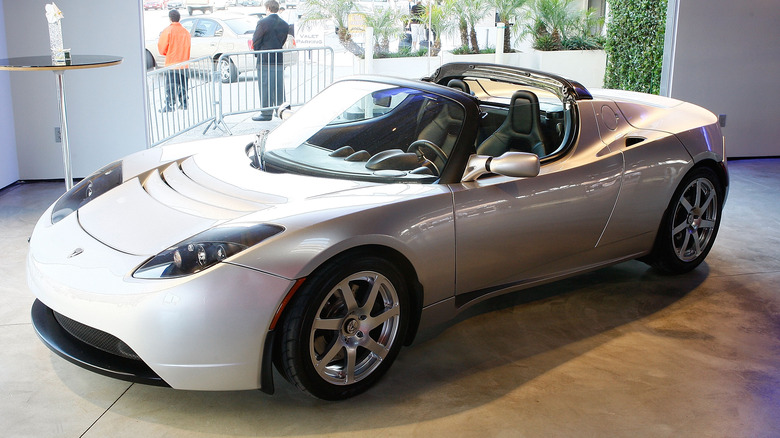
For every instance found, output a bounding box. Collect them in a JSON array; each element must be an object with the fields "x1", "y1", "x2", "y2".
[{"x1": 0, "y1": 55, "x2": 123, "y2": 190}]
